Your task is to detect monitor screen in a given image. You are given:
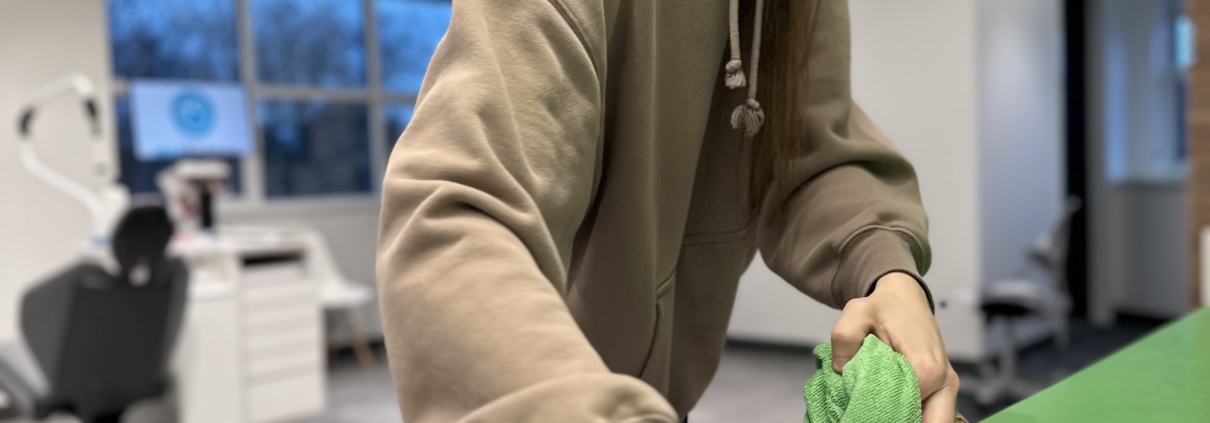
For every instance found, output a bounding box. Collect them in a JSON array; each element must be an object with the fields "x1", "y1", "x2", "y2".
[{"x1": 130, "y1": 81, "x2": 253, "y2": 161}]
